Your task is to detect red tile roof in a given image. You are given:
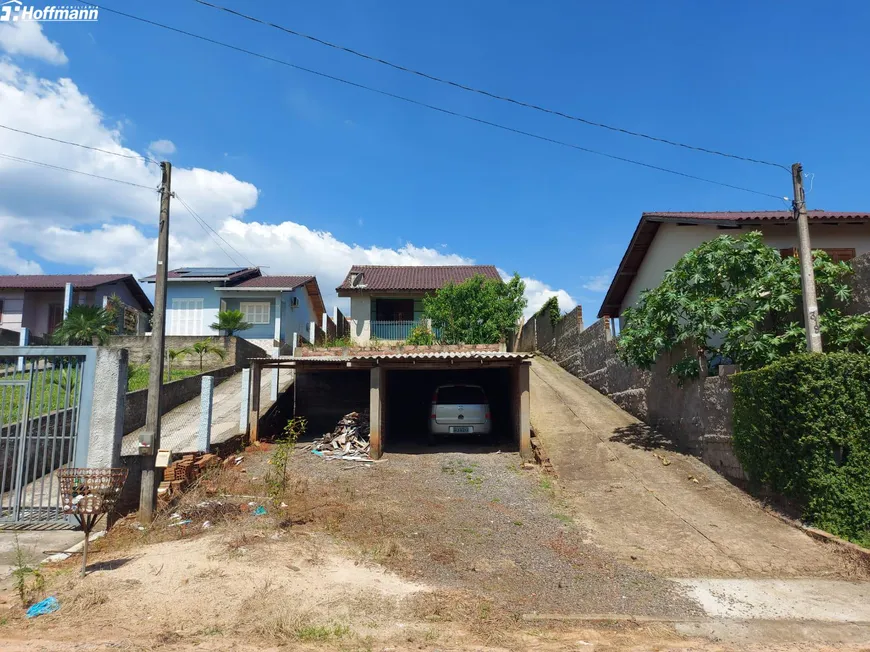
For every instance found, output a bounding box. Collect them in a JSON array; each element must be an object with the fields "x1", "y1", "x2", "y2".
[
  {"x1": 0, "y1": 274, "x2": 153, "y2": 312},
  {"x1": 337, "y1": 265, "x2": 501, "y2": 293},
  {"x1": 598, "y1": 211, "x2": 870, "y2": 318},
  {"x1": 642, "y1": 210, "x2": 870, "y2": 222},
  {"x1": 228, "y1": 275, "x2": 315, "y2": 290}
]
